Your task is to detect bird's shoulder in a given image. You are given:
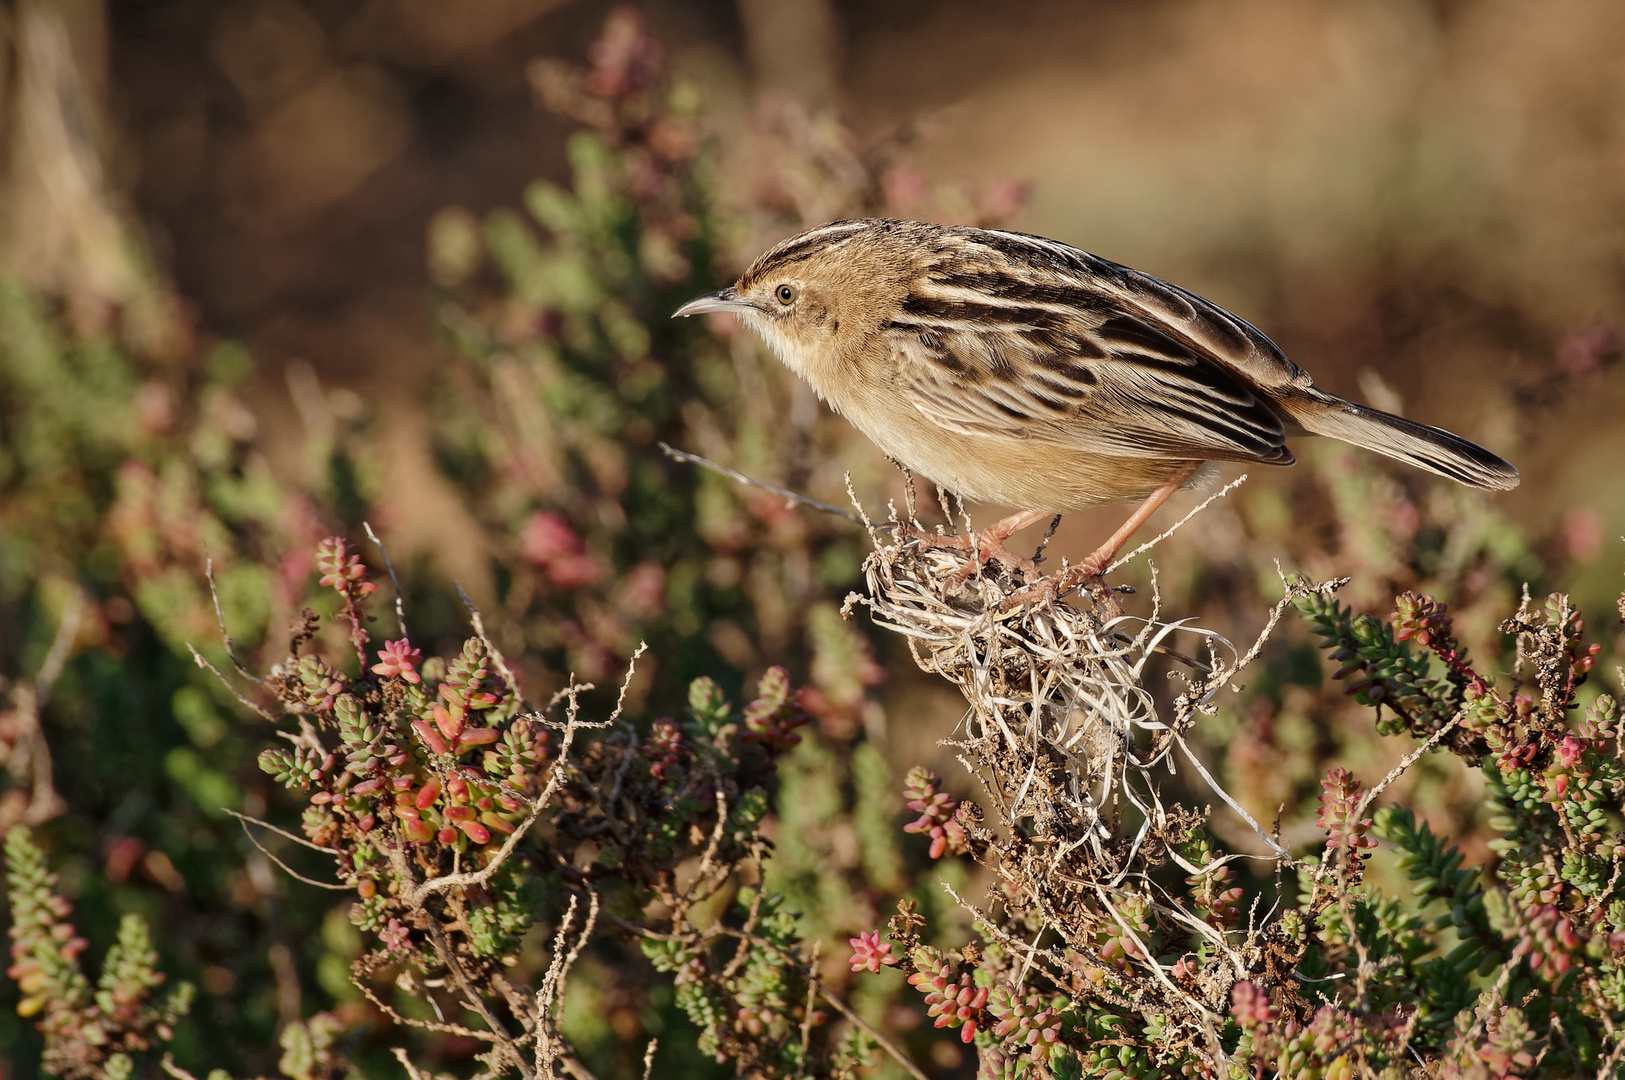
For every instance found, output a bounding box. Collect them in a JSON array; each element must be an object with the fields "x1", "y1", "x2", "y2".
[
  {"x1": 874, "y1": 228, "x2": 1303, "y2": 463},
  {"x1": 950, "y1": 228, "x2": 1309, "y2": 387}
]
